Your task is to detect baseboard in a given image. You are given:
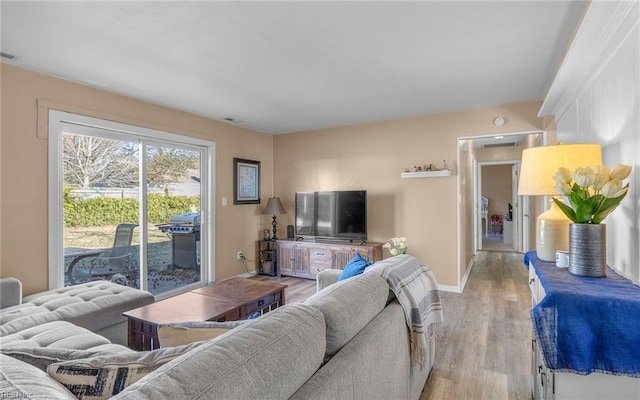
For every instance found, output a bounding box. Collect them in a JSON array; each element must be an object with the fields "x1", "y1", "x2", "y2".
[
  {"x1": 459, "y1": 258, "x2": 474, "y2": 292},
  {"x1": 438, "y1": 258, "x2": 475, "y2": 293},
  {"x1": 437, "y1": 284, "x2": 462, "y2": 293}
]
